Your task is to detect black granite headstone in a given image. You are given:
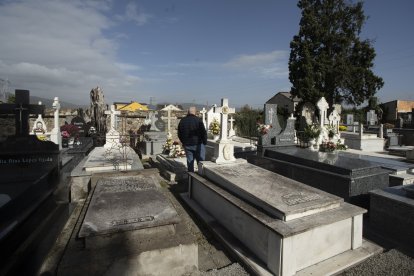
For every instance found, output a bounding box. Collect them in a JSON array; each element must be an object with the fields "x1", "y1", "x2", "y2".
[
  {"x1": 260, "y1": 103, "x2": 295, "y2": 147},
  {"x1": 0, "y1": 90, "x2": 44, "y2": 136},
  {"x1": 71, "y1": 116, "x2": 87, "y2": 137}
]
